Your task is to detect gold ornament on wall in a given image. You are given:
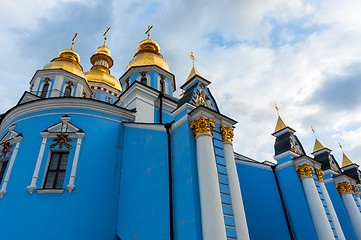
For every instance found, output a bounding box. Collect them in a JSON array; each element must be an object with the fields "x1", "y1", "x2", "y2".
[
  {"x1": 50, "y1": 133, "x2": 72, "y2": 149},
  {"x1": 190, "y1": 116, "x2": 215, "y2": 136},
  {"x1": 220, "y1": 125, "x2": 234, "y2": 142},
  {"x1": 336, "y1": 181, "x2": 352, "y2": 194},
  {"x1": 352, "y1": 185, "x2": 360, "y2": 197},
  {"x1": 0, "y1": 142, "x2": 13, "y2": 159},
  {"x1": 315, "y1": 168, "x2": 324, "y2": 181},
  {"x1": 296, "y1": 163, "x2": 313, "y2": 179}
]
